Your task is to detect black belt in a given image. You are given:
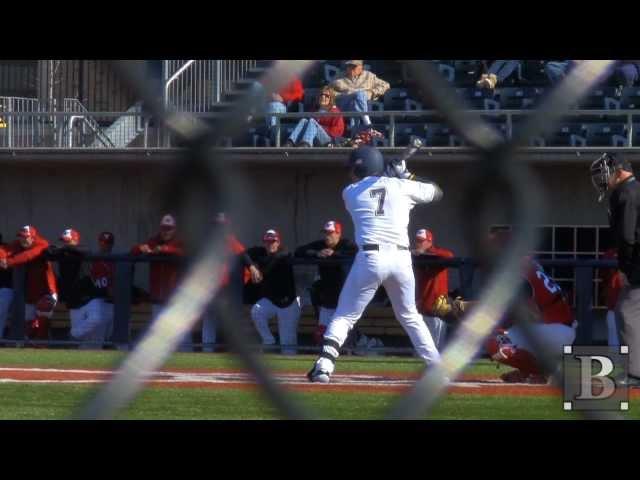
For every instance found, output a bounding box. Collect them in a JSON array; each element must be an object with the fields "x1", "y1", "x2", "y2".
[{"x1": 362, "y1": 244, "x2": 409, "y2": 251}]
